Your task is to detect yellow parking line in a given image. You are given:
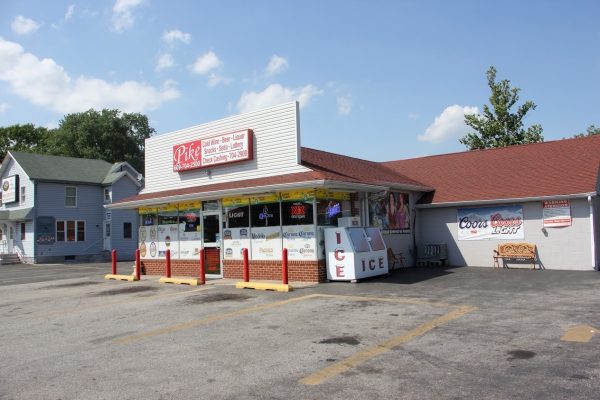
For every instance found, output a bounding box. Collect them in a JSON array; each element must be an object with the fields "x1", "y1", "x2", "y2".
[
  {"x1": 561, "y1": 324, "x2": 598, "y2": 343},
  {"x1": 300, "y1": 305, "x2": 476, "y2": 386},
  {"x1": 114, "y1": 294, "x2": 320, "y2": 345},
  {"x1": 315, "y1": 293, "x2": 455, "y2": 309}
]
